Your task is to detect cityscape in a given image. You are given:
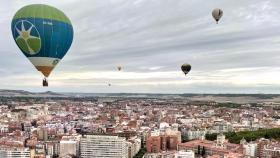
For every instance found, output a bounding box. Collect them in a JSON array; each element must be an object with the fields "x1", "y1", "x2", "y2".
[
  {"x1": 2, "y1": 0, "x2": 280, "y2": 158},
  {"x1": 0, "y1": 90, "x2": 279, "y2": 157}
]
